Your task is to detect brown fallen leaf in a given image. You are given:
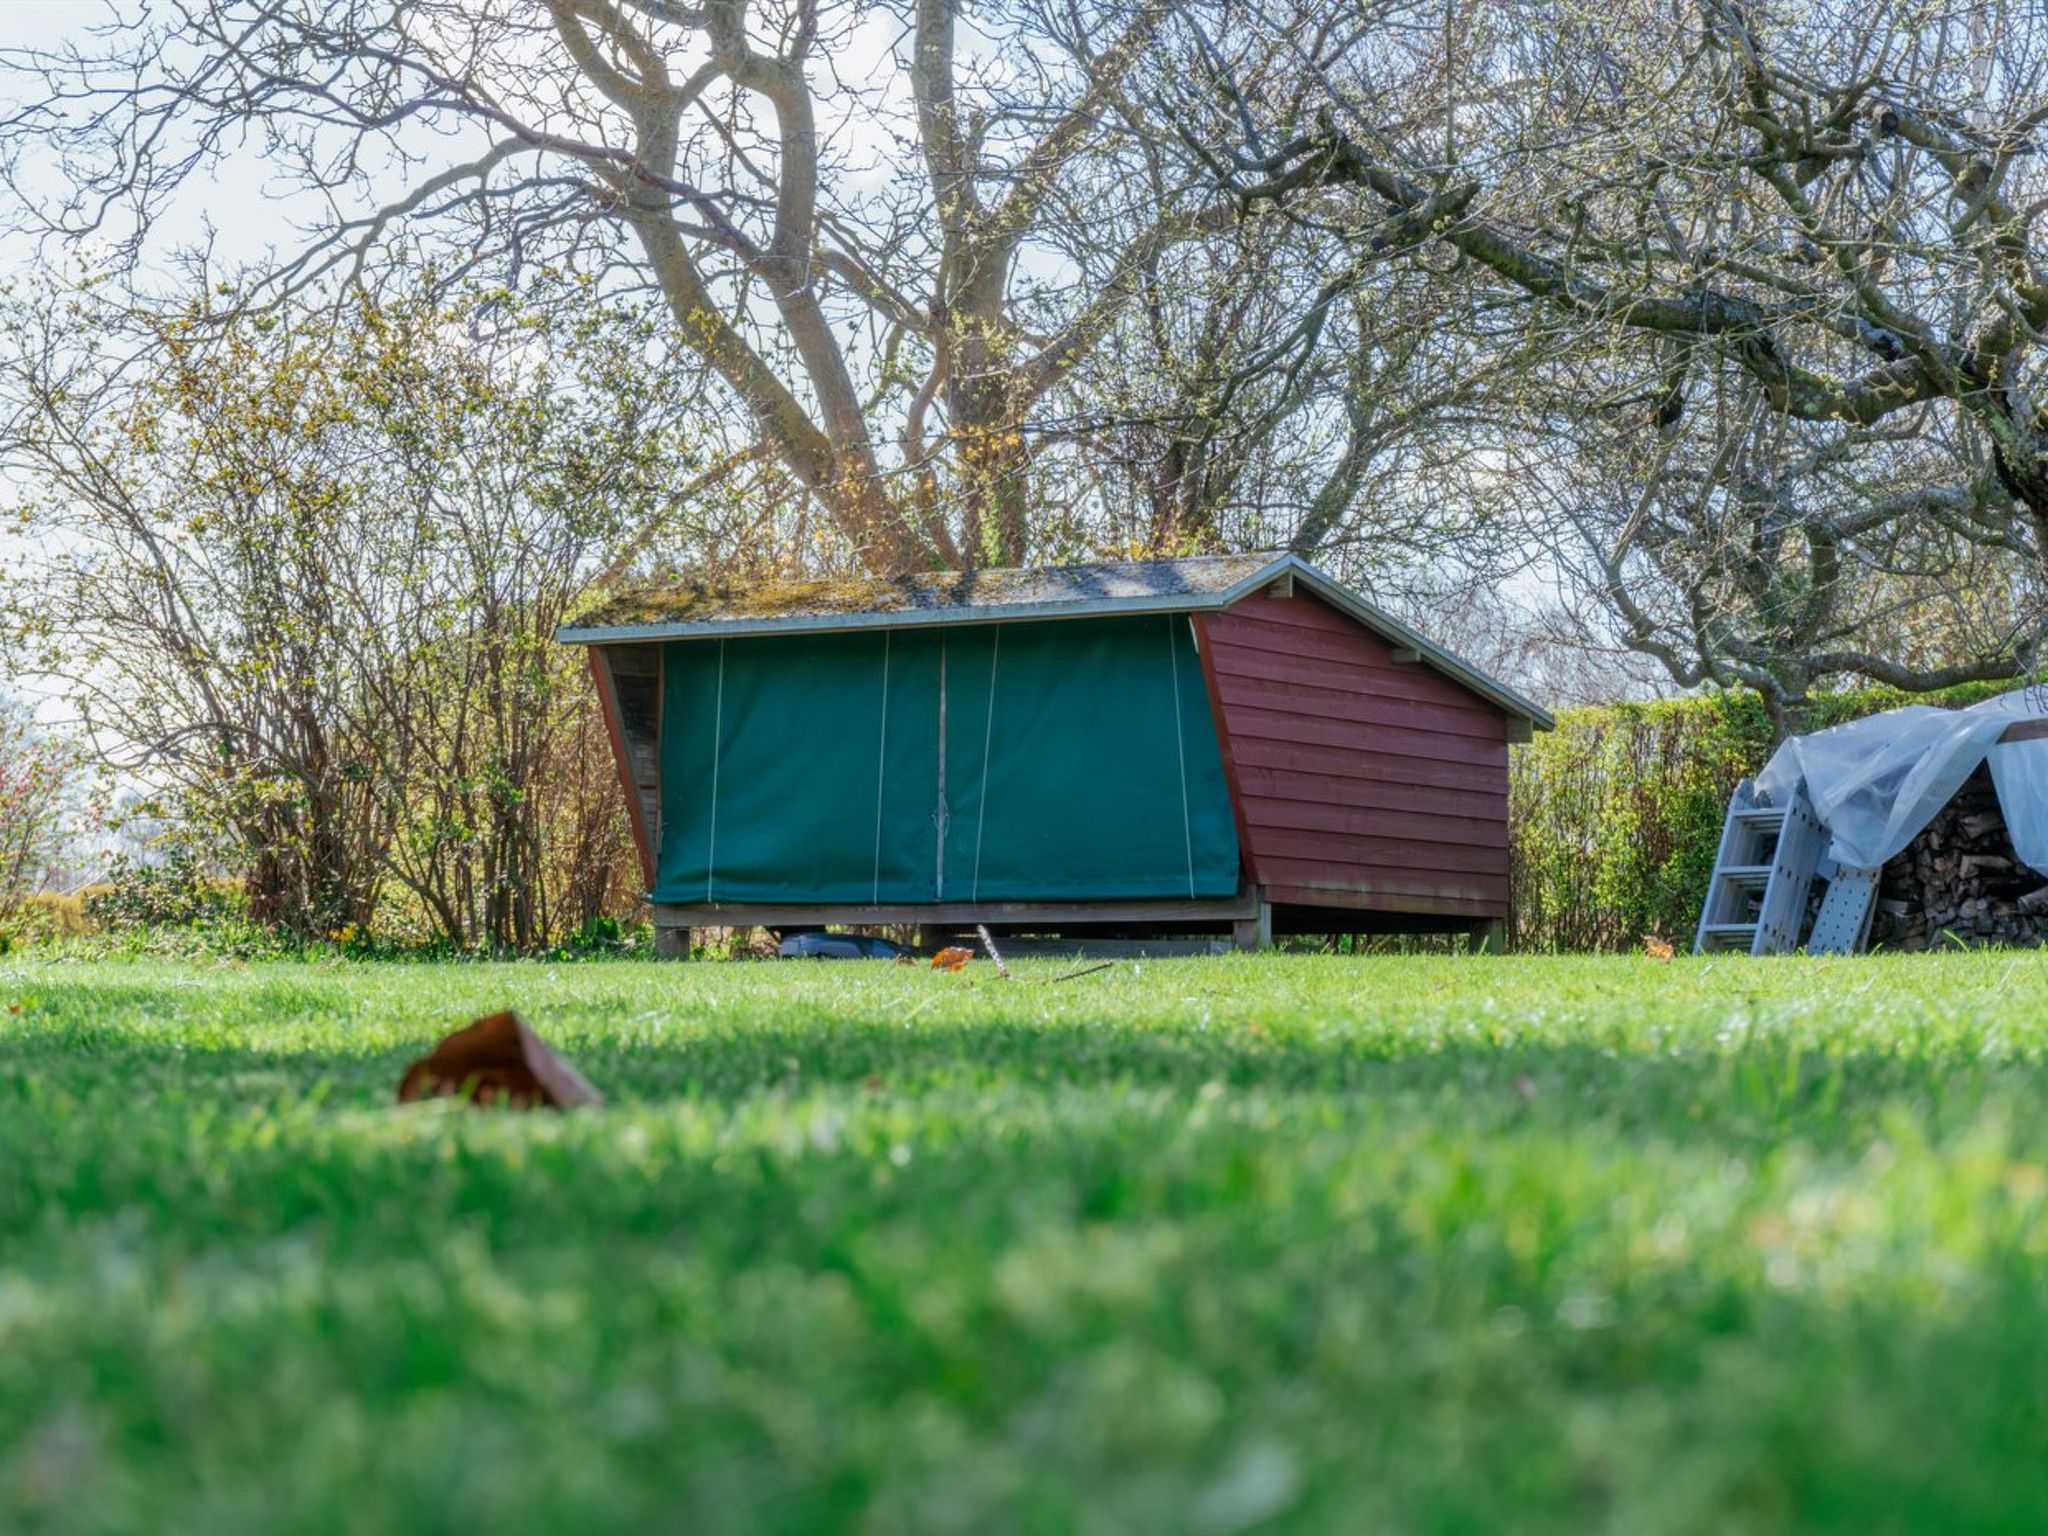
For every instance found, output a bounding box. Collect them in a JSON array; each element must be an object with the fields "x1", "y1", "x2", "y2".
[
  {"x1": 397, "y1": 1010, "x2": 604, "y2": 1110},
  {"x1": 931, "y1": 946, "x2": 973, "y2": 972},
  {"x1": 1644, "y1": 937, "x2": 1676, "y2": 963}
]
